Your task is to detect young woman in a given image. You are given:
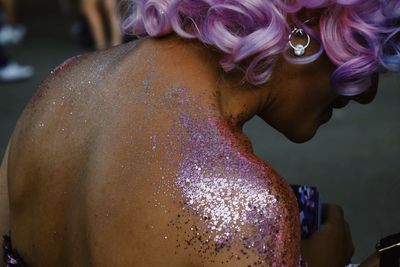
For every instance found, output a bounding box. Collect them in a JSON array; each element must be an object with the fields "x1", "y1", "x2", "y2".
[{"x1": 1, "y1": 0, "x2": 398, "y2": 266}]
